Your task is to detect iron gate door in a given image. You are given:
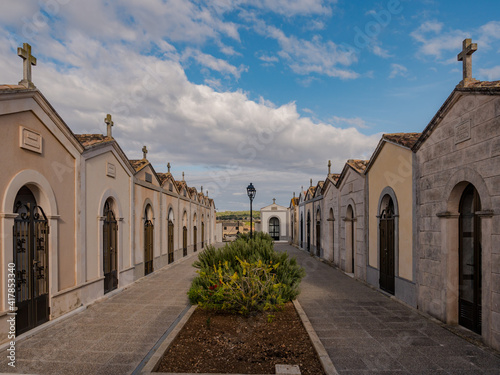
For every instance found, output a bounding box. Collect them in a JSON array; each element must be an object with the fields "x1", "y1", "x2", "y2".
[
  {"x1": 379, "y1": 206, "x2": 395, "y2": 295},
  {"x1": 269, "y1": 217, "x2": 280, "y2": 240},
  {"x1": 144, "y1": 220, "x2": 154, "y2": 275},
  {"x1": 193, "y1": 226, "x2": 197, "y2": 252},
  {"x1": 13, "y1": 196, "x2": 49, "y2": 335},
  {"x1": 459, "y1": 184, "x2": 482, "y2": 334},
  {"x1": 103, "y1": 201, "x2": 118, "y2": 294},
  {"x1": 168, "y1": 220, "x2": 174, "y2": 264},
  {"x1": 183, "y1": 226, "x2": 187, "y2": 256}
]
